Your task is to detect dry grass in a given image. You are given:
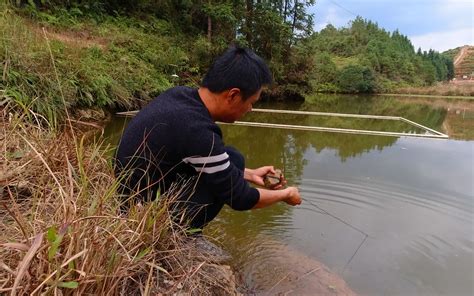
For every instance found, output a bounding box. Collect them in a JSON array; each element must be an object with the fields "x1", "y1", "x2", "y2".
[
  {"x1": 394, "y1": 81, "x2": 474, "y2": 97},
  {"x1": 0, "y1": 105, "x2": 235, "y2": 295}
]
